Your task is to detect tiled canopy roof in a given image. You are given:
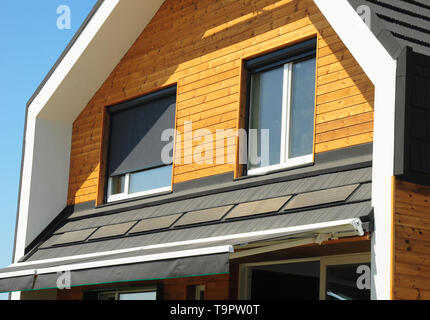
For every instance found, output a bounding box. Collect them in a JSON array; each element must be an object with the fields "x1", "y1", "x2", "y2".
[{"x1": 24, "y1": 165, "x2": 372, "y2": 262}]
